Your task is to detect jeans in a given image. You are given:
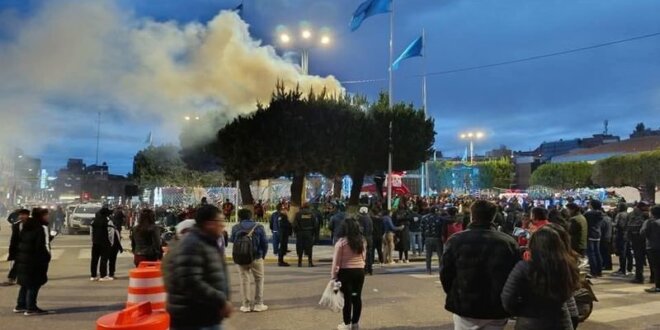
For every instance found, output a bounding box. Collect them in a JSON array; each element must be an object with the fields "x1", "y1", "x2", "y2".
[
  {"x1": 338, "y1": 268, "x2": 365, "y2": 326},
  {"x1": 91, "y1": 244, "x2": 109, "y2": 278},
  {"x1": 631, "y1": 237, "x2": 646, "y2": 281},
  {"x1": 16, "y1": 285, "x2": 41, "y2": 310},
  {"x1": 237, "y1": 258, "x2": 265, "y2": 308},
  {"x1": 600, "y1": 239, "x2": 612, "y2": 270},
  {"x1": 587, "y1": 240, "x2": 602, "y2": 276},
  {"x1": 425, "y1": 238, "x2": 442, "y2": 272},
  {"x1": 172, "y1": 325, "x2": 222, "y2": 330},
  {"x1": 409, "y1": 231, "x2": 422, "y2": 254},
  {"x1": 272, "y1": 231, "x2": 280, "y2": 256}
]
